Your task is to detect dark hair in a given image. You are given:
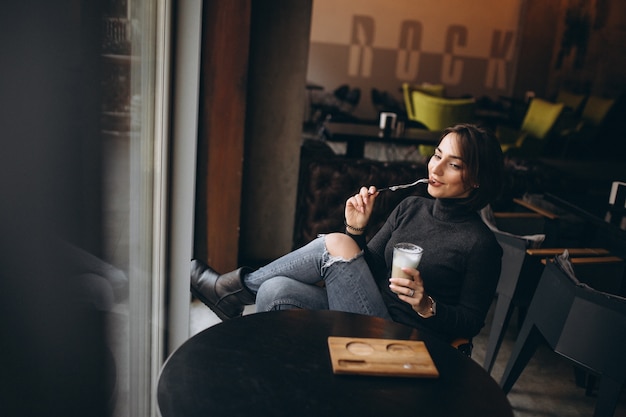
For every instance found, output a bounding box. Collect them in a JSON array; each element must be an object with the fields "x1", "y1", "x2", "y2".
[{"x1": 437, "y1": 124, "x2": 504, "y2": 211}]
